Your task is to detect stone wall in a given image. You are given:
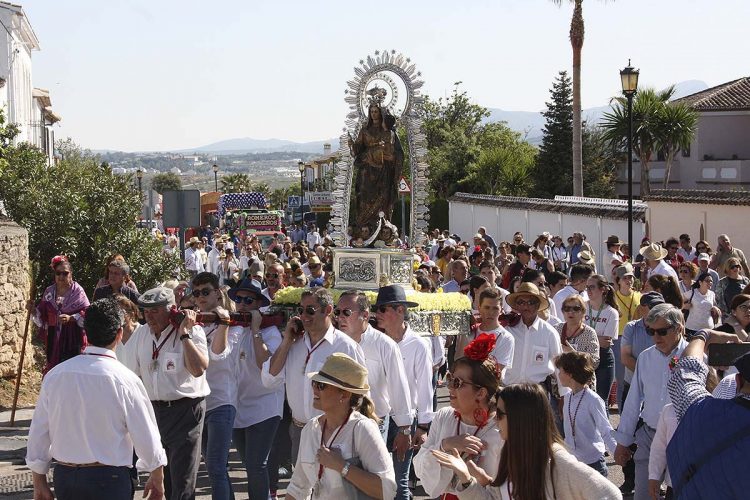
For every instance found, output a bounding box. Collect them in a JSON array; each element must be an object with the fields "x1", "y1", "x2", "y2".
[{"x1": 0, "y1": 220, "x2": 31, "y2": 378}]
